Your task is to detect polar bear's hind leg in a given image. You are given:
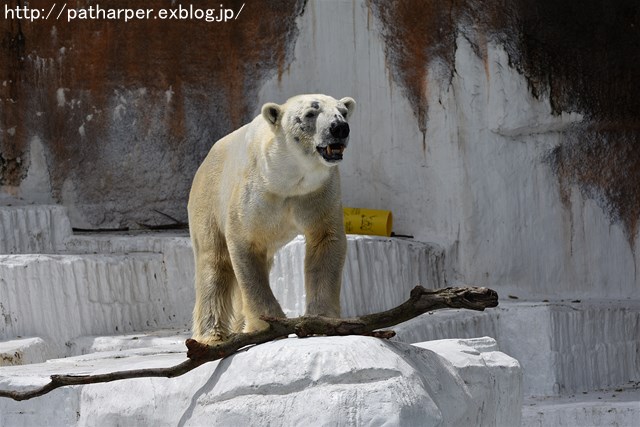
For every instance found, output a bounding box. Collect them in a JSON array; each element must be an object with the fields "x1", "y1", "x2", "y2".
[{"x1": 191, "y1": 240, "x2": 236, "y2": 344}]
